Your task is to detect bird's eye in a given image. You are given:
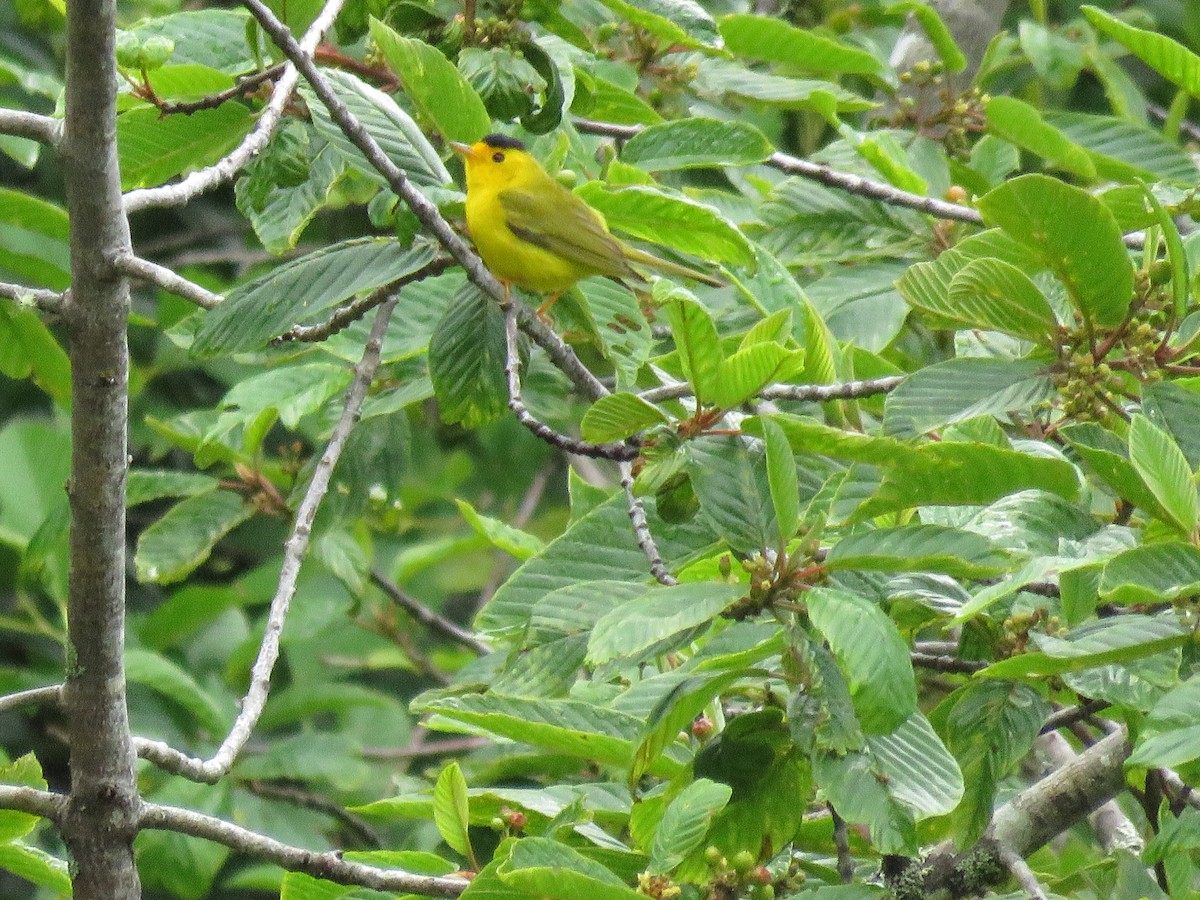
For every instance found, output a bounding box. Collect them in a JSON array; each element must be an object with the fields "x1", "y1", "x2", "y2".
[{"x1": 492, "y1": 151, "x2": 505, "y2": 163}]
